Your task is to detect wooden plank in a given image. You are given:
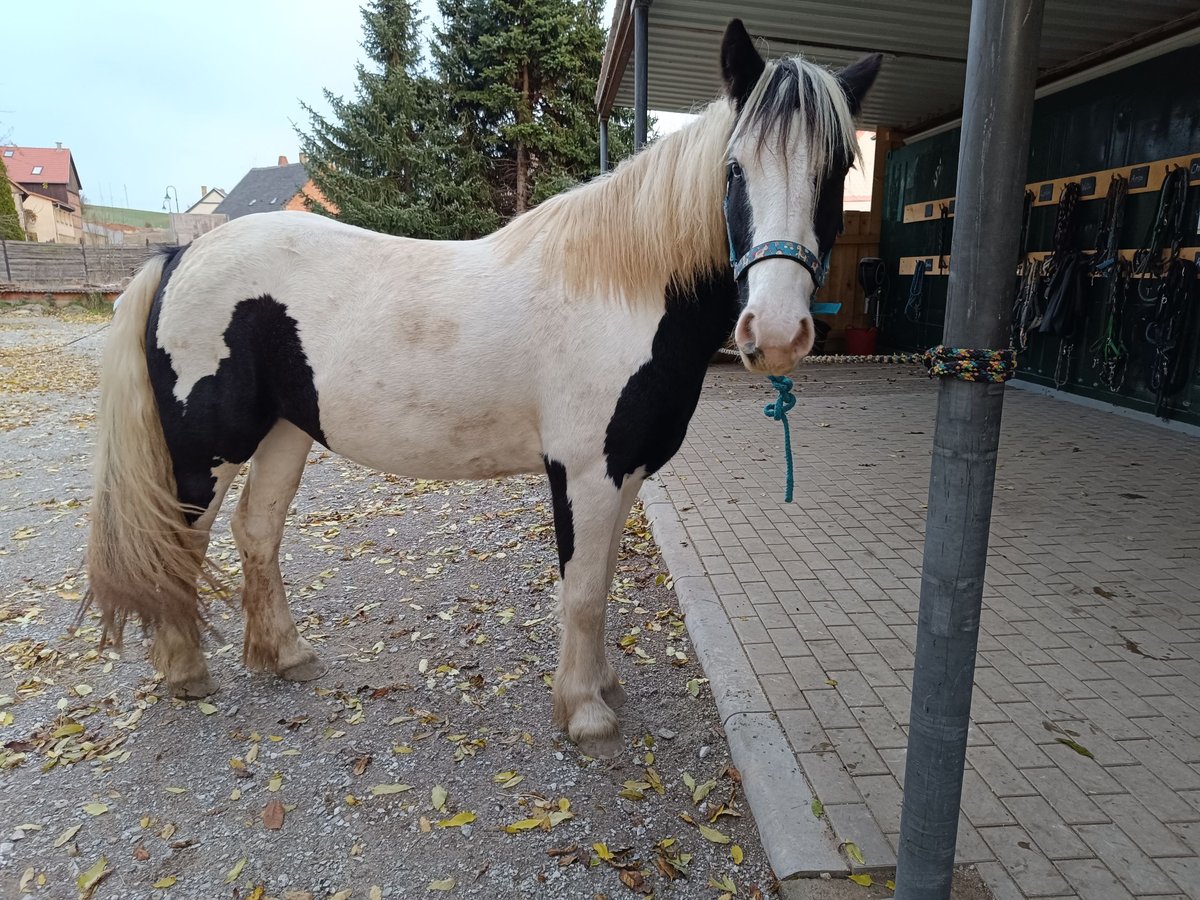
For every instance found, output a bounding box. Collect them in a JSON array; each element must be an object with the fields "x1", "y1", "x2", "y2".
[
  {"x1": 821, "y1": 210, "x2": 880, "y2": 334},
  {"x1": 901, "y1": 152, "x2": 1200, "y2": 223},
  {"x1": 898, "y1": 246, "x2": 1200, "y2": 276},
  {"x1": 869, "y1": 127, "x2": 906, "y2": 238}
]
